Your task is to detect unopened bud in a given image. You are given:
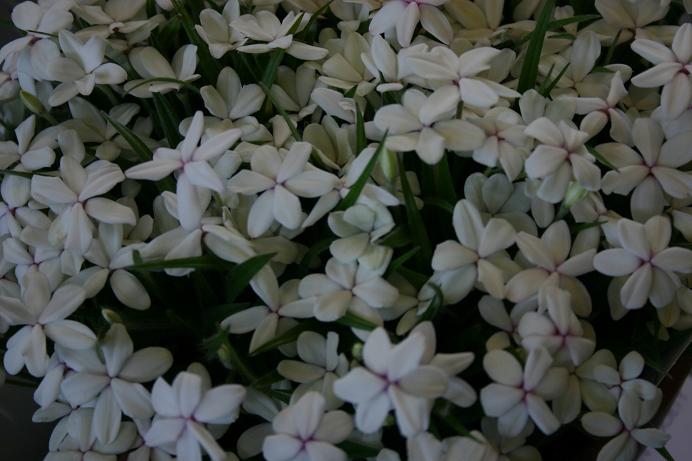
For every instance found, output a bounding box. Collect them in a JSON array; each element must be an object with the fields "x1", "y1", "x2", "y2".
[
  {"x1": 563, "y1": 182, "x2": 588, "y2": 210},
  {"x1": 379, "y1": 146, "x2": 396, "y2": 183},
  {"x1": 20, "y1": 90, "x2": 44, "y2": 115},
  {"x1": 101, "y1": 308, "x2": 123, "y2": 324}
]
